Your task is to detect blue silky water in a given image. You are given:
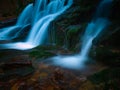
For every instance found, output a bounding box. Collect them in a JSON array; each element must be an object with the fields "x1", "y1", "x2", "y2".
[
  {"x1": 0, "y1": 4, "x2": 33, "y2": 40},
  {"x1": 50, "y1": 0, "x2": 112, "y2": 69},
  {"x1": 0, "y1": 0, "x2": 112, "y2": 69},
  {"x1": 0, "y1": 0, "x2": 73, "y2": 50}
]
